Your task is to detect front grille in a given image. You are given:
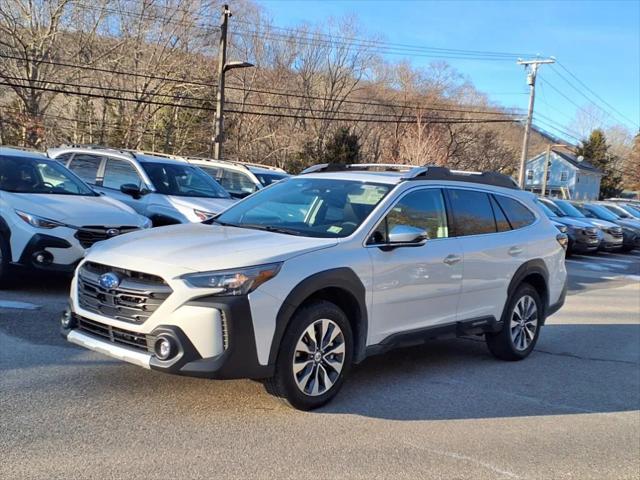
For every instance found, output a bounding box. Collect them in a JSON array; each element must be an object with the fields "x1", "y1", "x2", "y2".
[
  {"x1": 585, "y1": 227, "x2": 598, "y2": 236},
  {"x1": 78, "y1": 262, "x2": 172, "y2": 324},
  {"x1": 75, "y1": 226, "x2": 139, "y2": 248},
  {"x1": 608, "y1": 228, "x2": 623, "y2": 238},
  {"x1": 76, "y1": 315, "x2": 154, "y2": 353}
]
